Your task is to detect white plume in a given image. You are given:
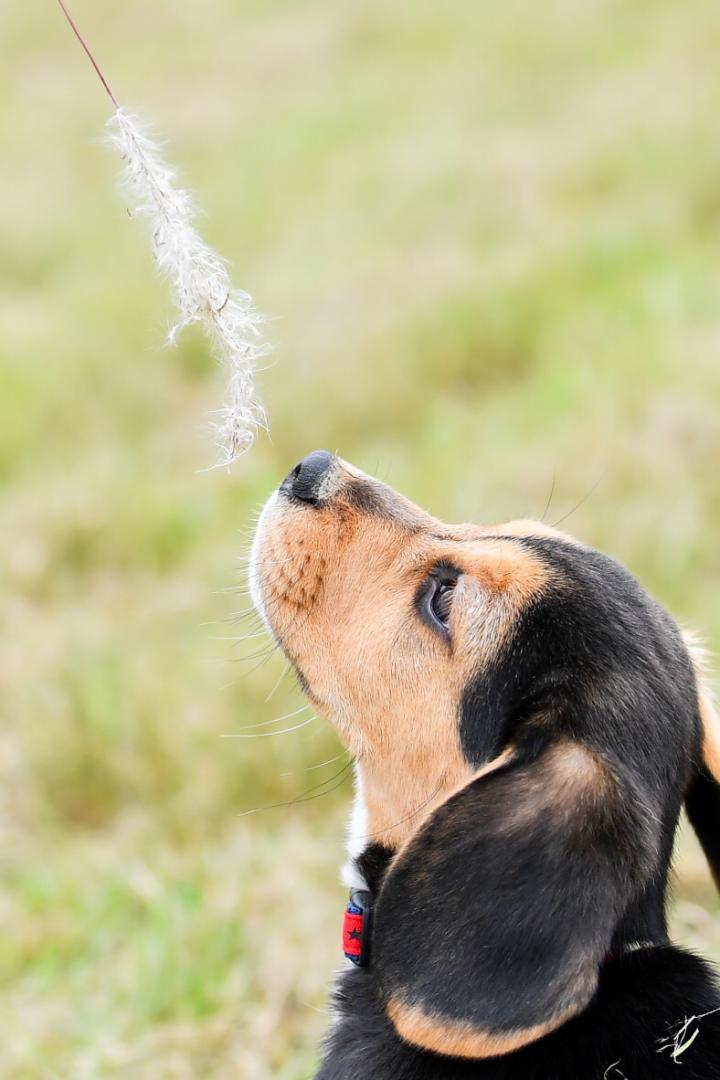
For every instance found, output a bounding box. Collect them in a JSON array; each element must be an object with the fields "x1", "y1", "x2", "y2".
[{"x1": 108, "y1": 108, "x2": 269, "y2": 466}]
